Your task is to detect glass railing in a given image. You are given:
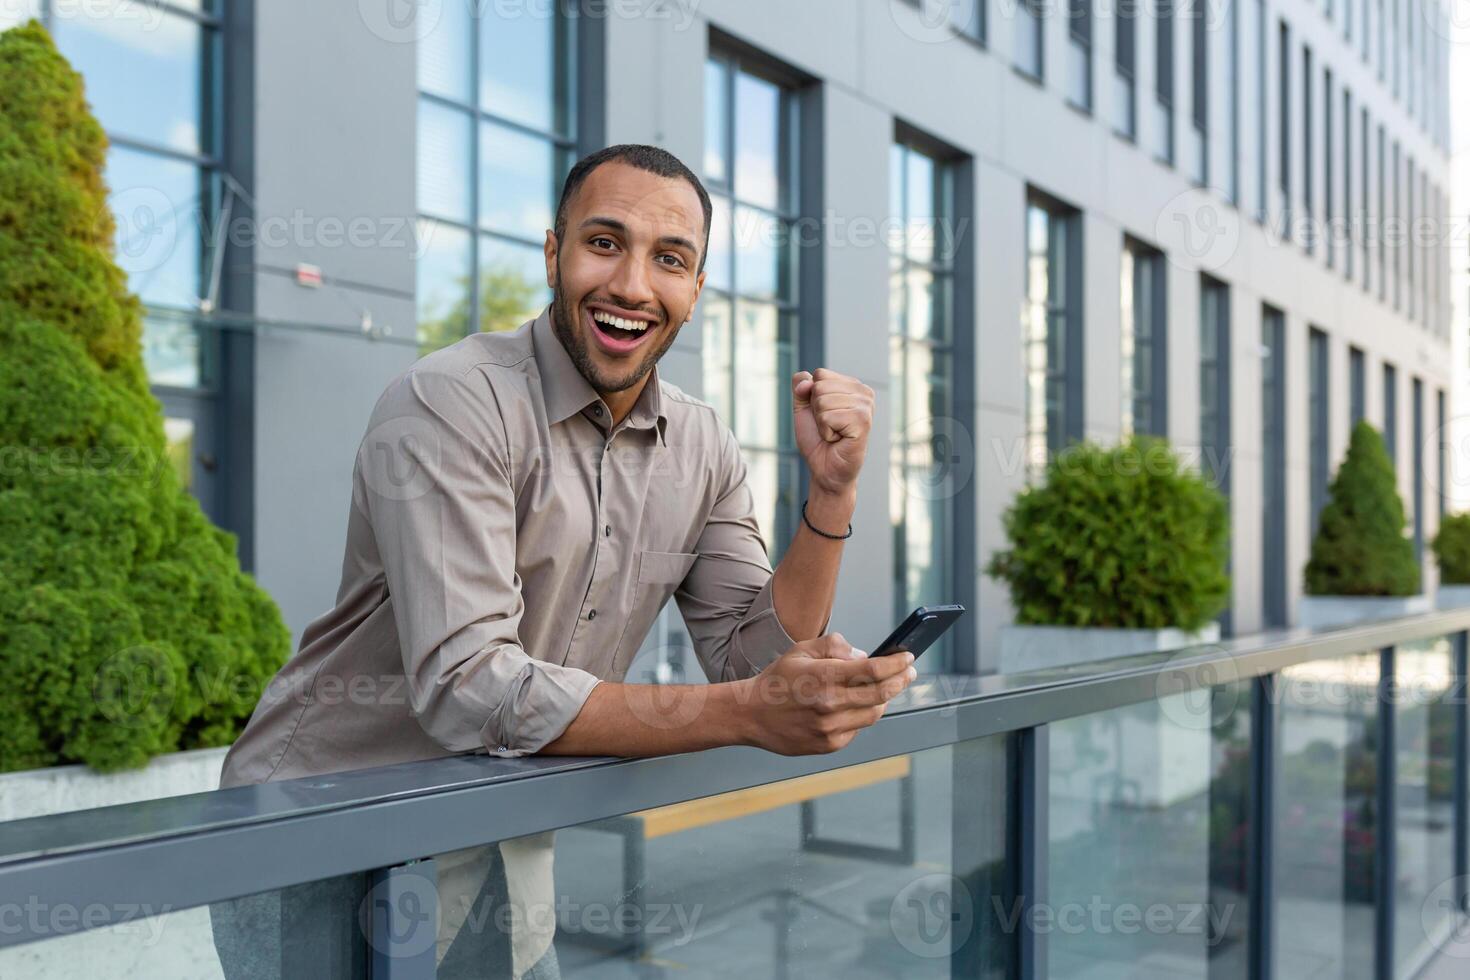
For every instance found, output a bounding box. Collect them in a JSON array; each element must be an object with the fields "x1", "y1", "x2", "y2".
[{"x1": 3, "y1": 612, "x2": 1470, "y2": 978}]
